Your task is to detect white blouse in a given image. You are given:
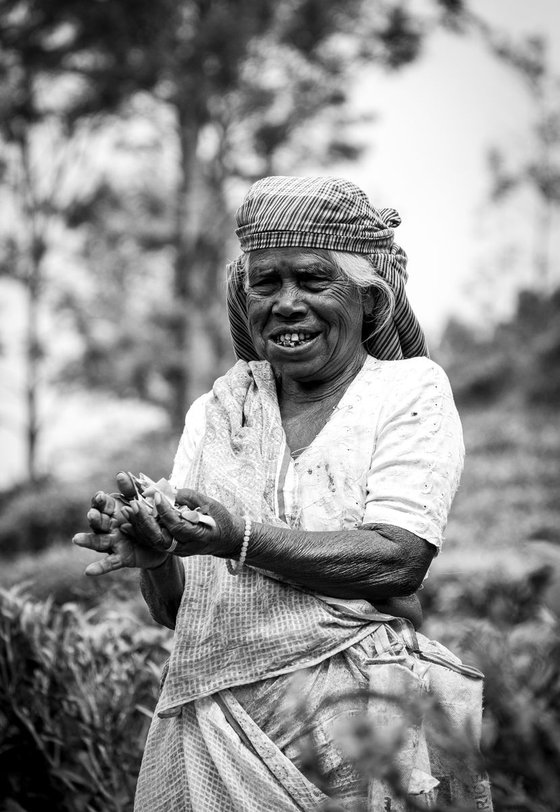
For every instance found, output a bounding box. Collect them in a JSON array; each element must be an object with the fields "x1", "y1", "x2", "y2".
[{"x1": 170, "y1": 355, "x2": 464, "y2": 552}]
